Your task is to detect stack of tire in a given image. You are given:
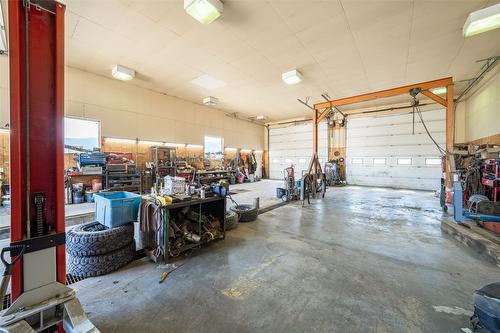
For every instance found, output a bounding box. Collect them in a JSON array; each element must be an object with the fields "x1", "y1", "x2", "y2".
[{"x1": 66, "y1": 221, "x2": 135, "y2": 278}]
